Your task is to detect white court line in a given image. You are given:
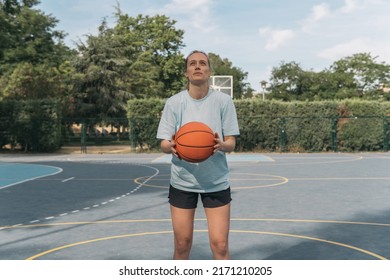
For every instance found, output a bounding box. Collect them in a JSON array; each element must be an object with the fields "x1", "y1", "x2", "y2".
[{"x1": 61, "y1": 177, "x2": 74, "y2": 183}]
